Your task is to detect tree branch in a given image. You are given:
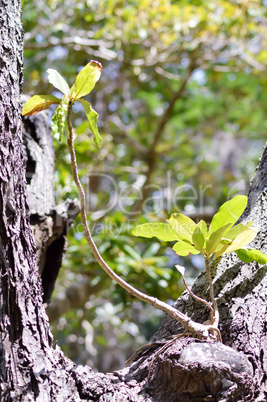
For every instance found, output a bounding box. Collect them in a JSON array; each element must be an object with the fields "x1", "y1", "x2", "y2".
[
  {"x1": 133, "y1": 64, "x2": 195, "y2": 214},
  {"x1": 65, "y1": 101, "x2": 220, "y2": 341}
]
